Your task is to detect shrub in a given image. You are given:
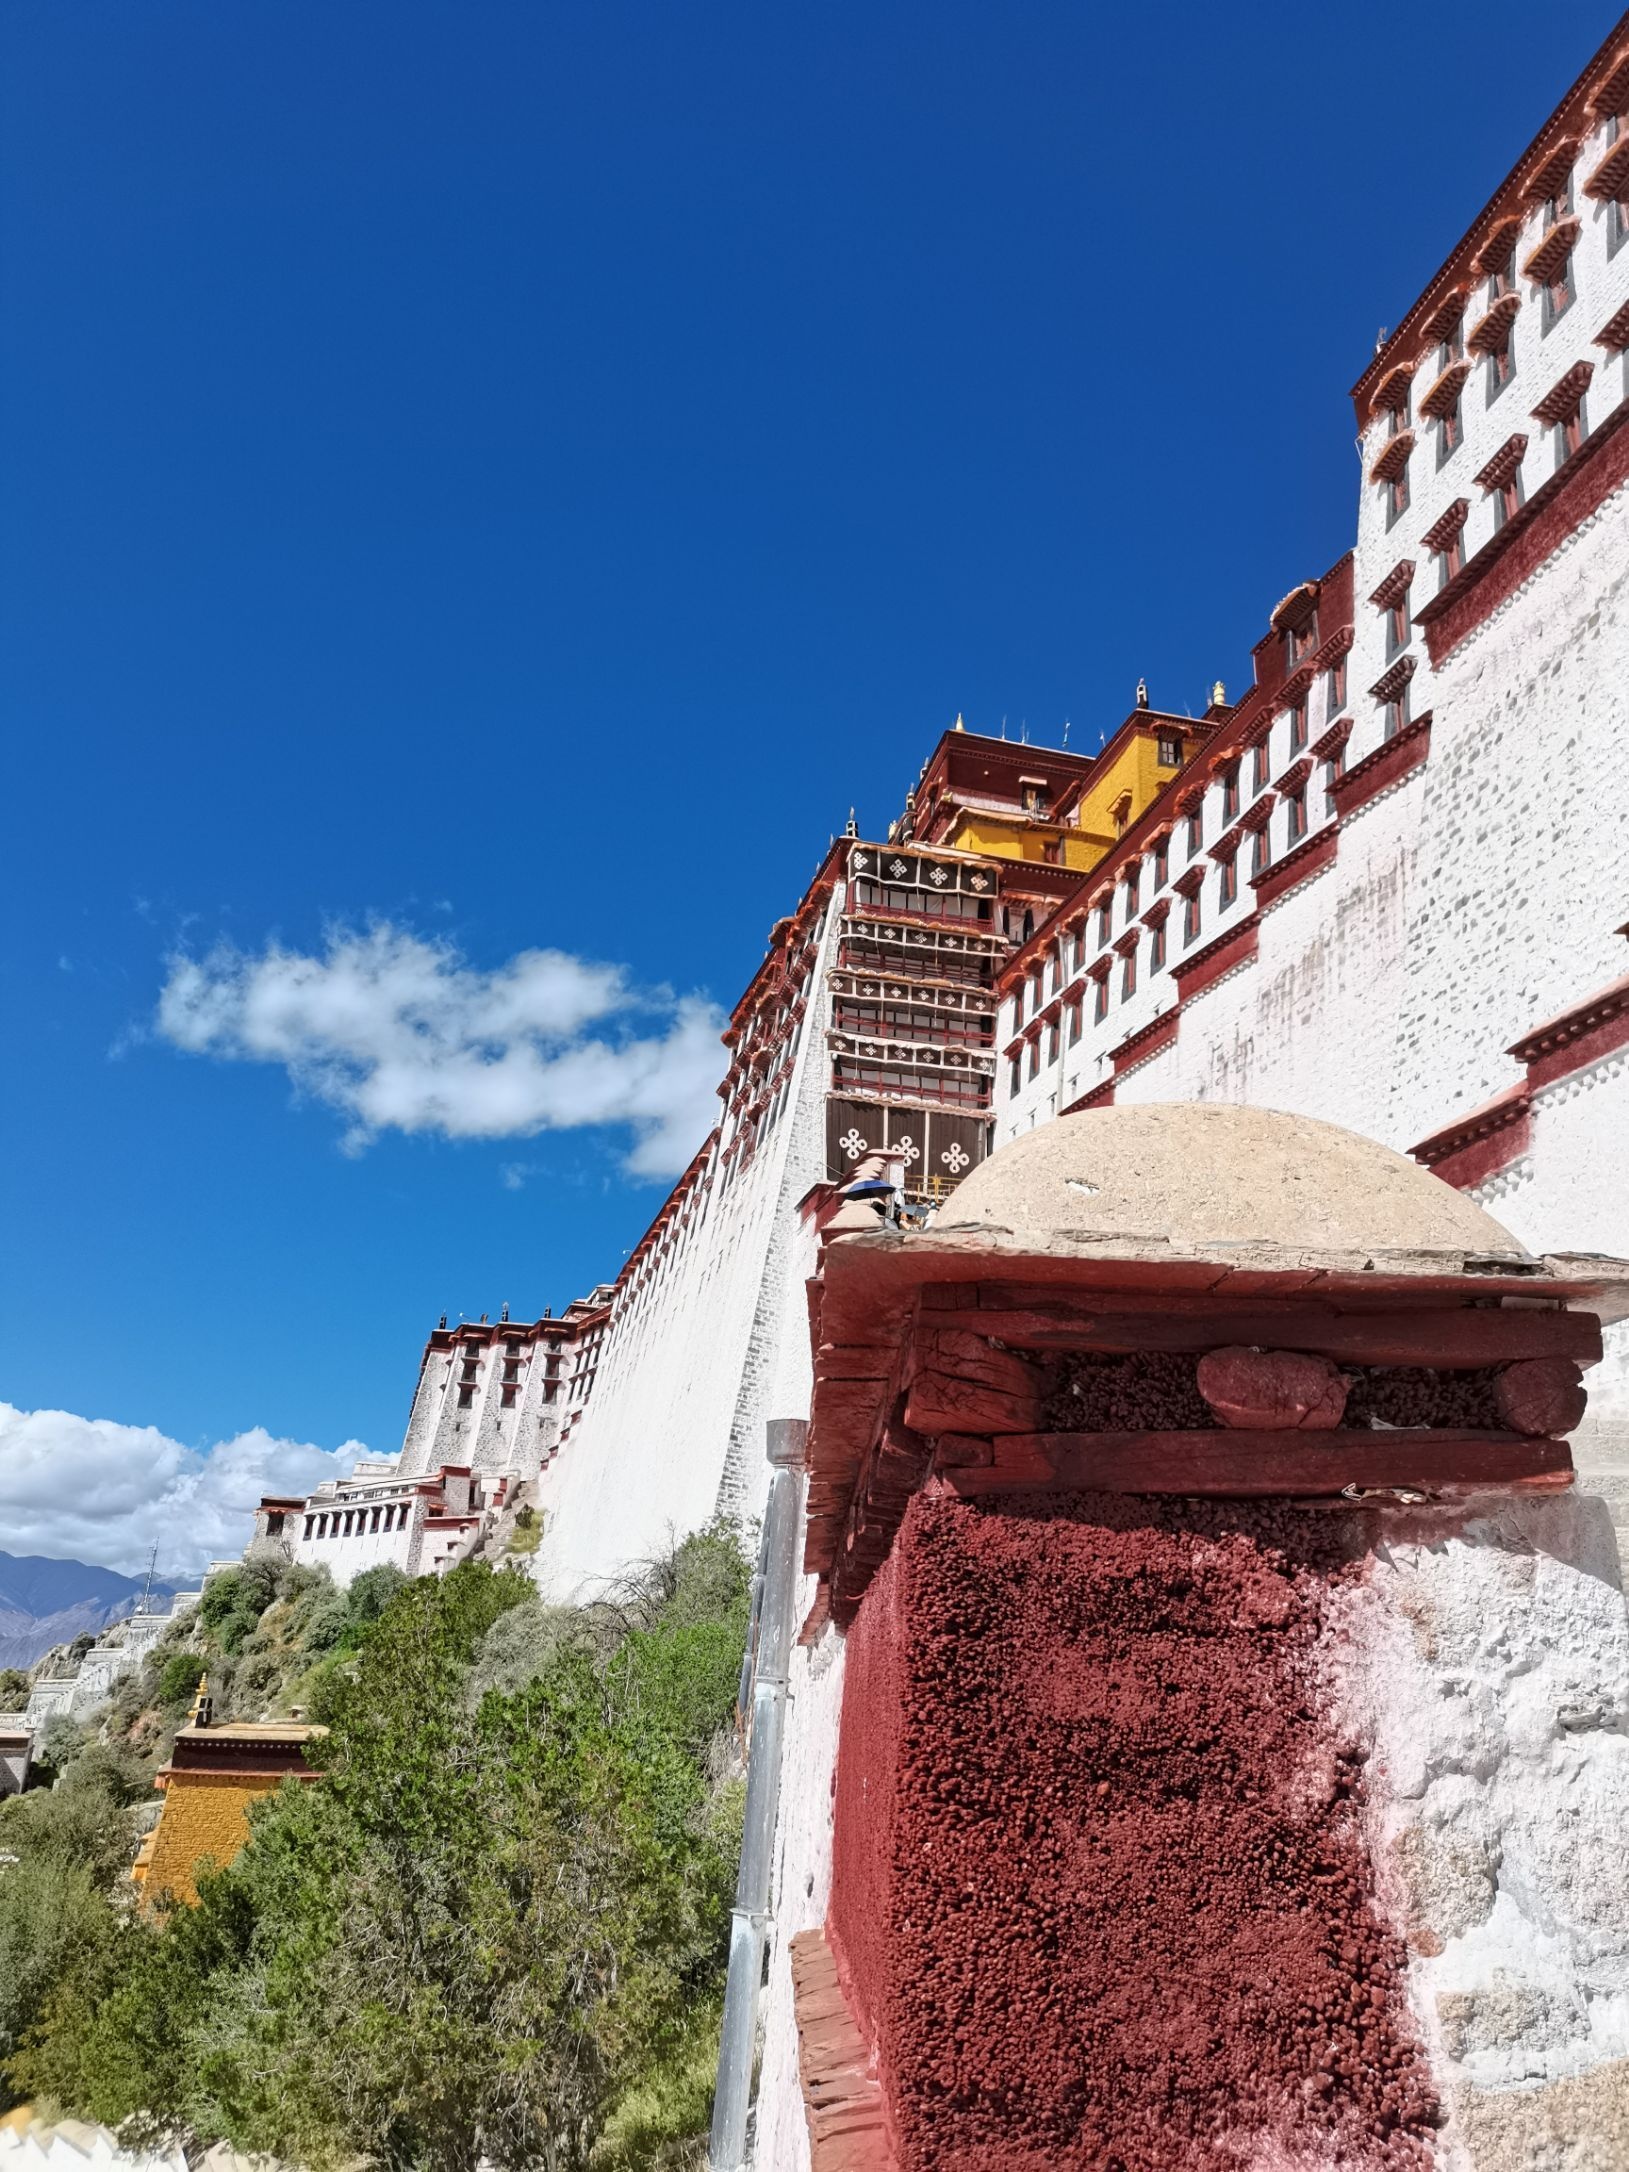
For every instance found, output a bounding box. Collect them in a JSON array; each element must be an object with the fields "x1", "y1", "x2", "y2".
[{"x1": 156, "y1": 1653, "x2": 206, "y2": 1713}]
